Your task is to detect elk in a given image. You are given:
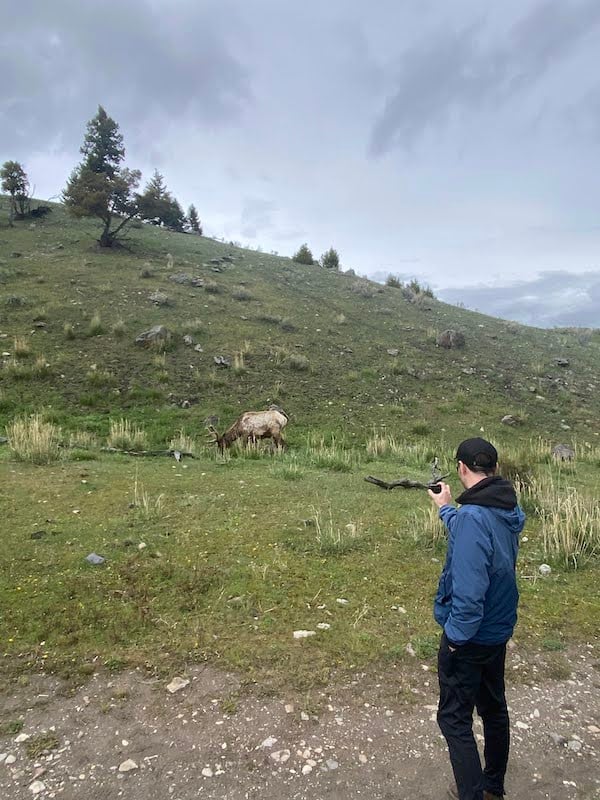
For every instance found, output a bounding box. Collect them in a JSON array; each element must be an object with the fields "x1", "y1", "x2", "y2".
[{"x1": 206, "y1": 406, "x2": 289, "y2": 452}]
